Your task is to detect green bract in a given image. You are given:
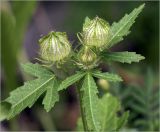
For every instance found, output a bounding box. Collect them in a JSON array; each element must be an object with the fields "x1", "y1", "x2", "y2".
[
  {"x1": 77, "y1": 46, "x2": 98, "y2": 69},
  {"x1": 79, "y1": 47, "x2": 97, "y2": 65},
  {"x1": 39, "y1": 31, "x2": 71, "y2": 63},
  {"x1": 83, "y1": 16, "x2": 110, "y2": 48}
]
